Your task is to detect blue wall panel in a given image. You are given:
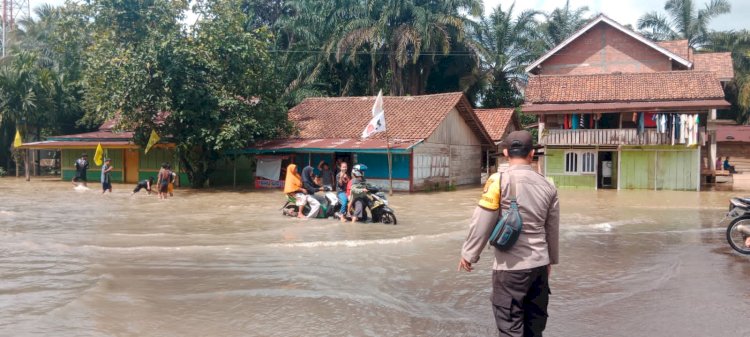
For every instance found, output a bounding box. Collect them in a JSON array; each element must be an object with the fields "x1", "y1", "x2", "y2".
[{"x1": 355, "y1": 153, "x2": 410, "y2": 179}]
